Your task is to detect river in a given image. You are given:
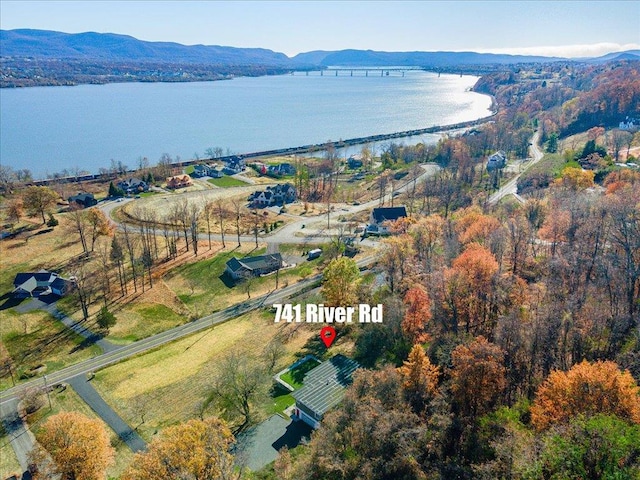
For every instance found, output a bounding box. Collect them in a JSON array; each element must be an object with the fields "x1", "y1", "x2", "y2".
[{"x1": 0, "y1": 70, "x2": 492, "y2": 179}]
